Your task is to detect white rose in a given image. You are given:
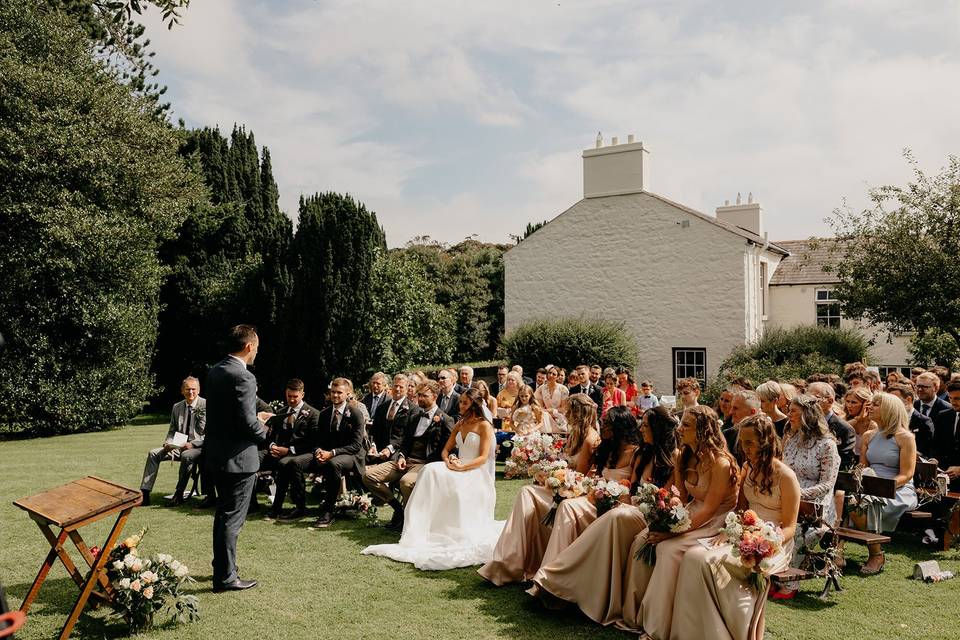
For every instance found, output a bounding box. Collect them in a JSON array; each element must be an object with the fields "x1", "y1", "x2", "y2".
[
  {"x1": 119, "y1": 578, "x2": 131, "y2": 589},
  {"x1": 141, "y1": 571, "x2": 156, "y2": 584},
  {"x1": 130, "y1": 579, "x2": 141, "y2": 592},
  {"x1": 175, "y1": 564, "x2": 189, "y2": 578},
  {"x1": 142, "y1": 586, "x2": 154, "y2": 599},
  {"x1": 123, "y1": 554, "x2": 137, "y2": 568},
  {"x1": 112, "y1": 560, "x2": 124, "y2": 571},
  {"x1": 169, "y1": 560, "x2": 182, "y2": 572},
  {"x1": 130, "y1": 561, "x2": 143, "y2": 573}
]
